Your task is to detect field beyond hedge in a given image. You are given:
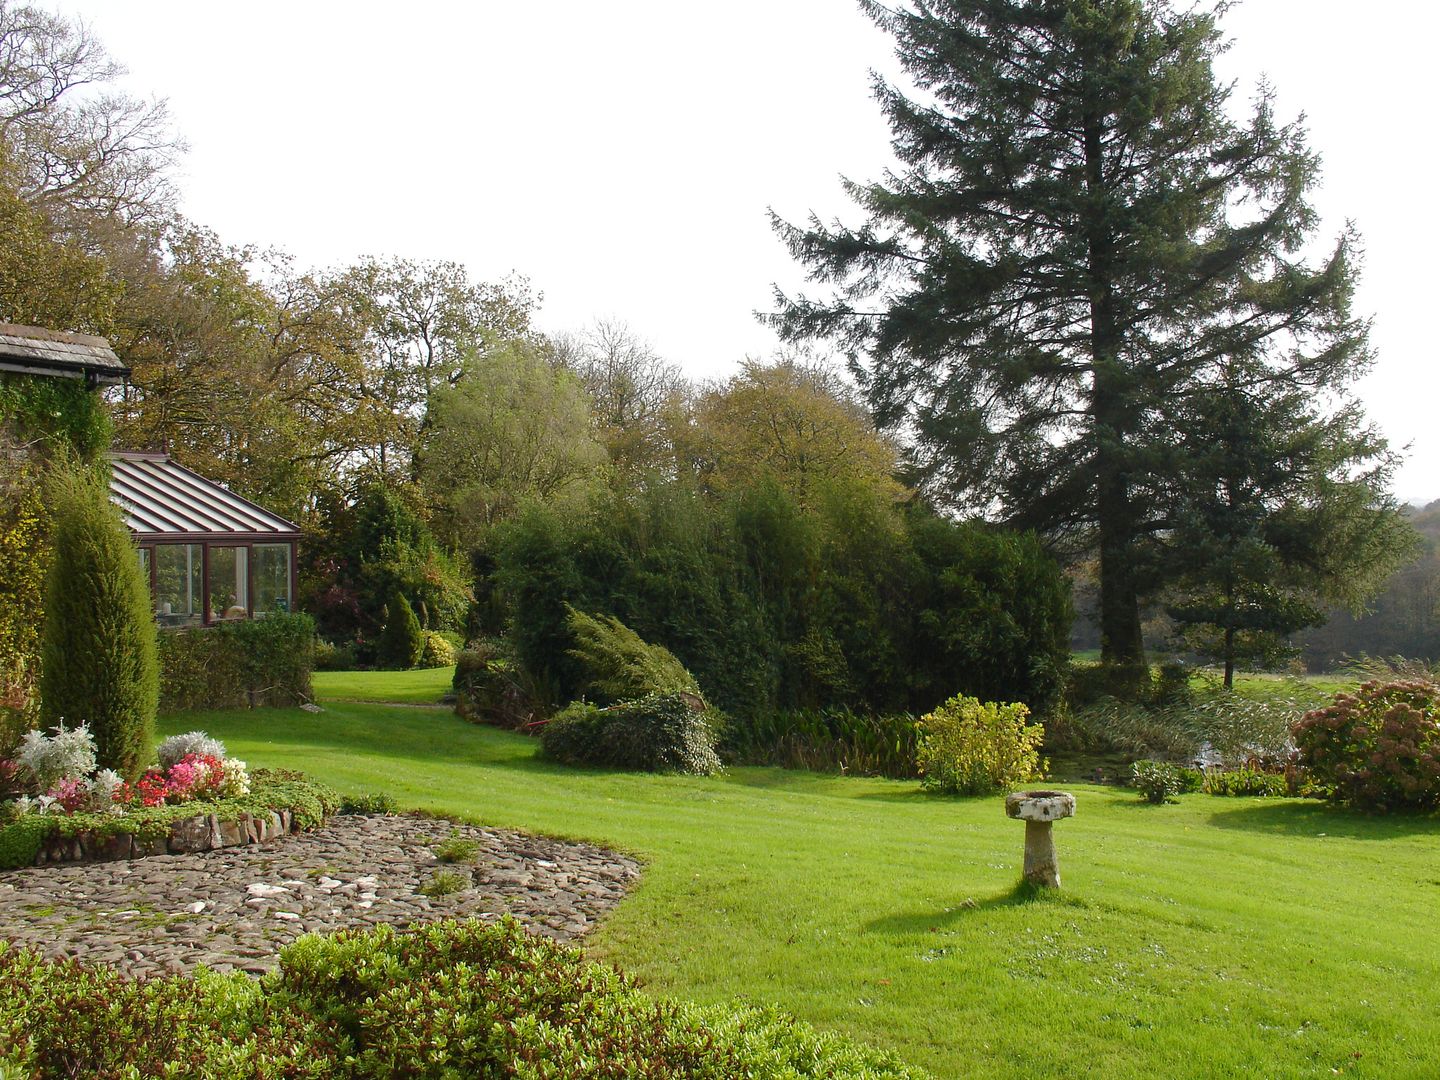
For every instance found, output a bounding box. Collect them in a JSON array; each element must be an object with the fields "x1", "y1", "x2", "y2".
[{"x1": 162, "y1": 670, "x2": 1440, "y2": 1079}]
